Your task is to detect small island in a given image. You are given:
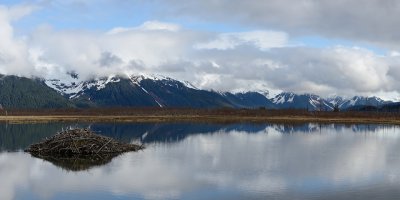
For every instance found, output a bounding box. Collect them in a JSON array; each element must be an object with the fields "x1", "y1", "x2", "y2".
[
  {"x1": 24, "y1": 128, "x2": 144, "y2": 171},
  {"x1": 25, "y1": 128, "x2": 143, "y2": 156}
]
